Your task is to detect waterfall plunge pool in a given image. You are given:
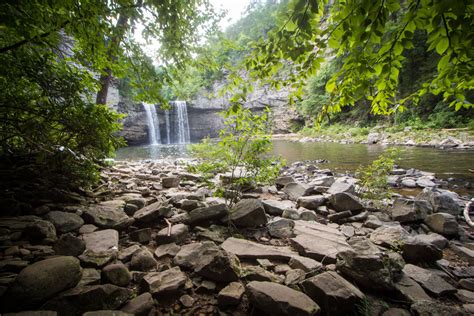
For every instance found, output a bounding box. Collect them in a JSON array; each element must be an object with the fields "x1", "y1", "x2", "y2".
[{"x1": 115, "y1": 140, "x2": 474, "y2": 191}]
